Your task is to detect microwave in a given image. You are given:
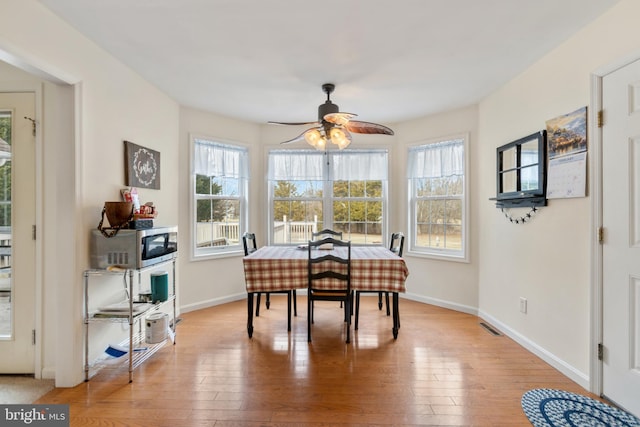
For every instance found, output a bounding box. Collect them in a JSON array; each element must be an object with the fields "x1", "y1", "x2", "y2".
[{"x1": 90, "y1": 226, "x2": 178, "y2": 269}]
